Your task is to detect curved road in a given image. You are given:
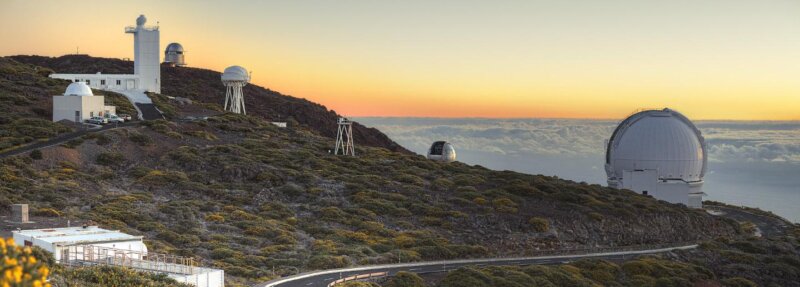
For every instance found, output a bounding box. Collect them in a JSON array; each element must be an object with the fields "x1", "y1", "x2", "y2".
[{"x1": 259, "y1": 244, "x2": 697, "y2": 287}]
